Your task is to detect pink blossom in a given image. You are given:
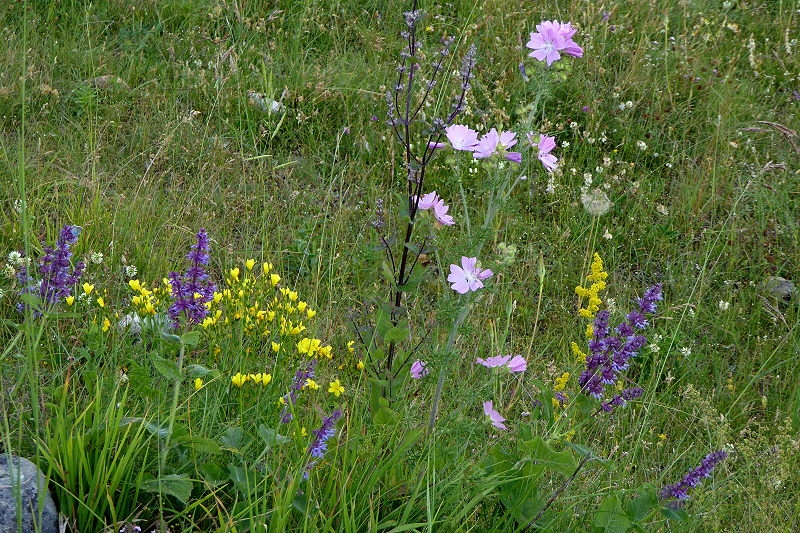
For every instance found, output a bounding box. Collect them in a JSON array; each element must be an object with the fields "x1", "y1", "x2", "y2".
[
  {"x1": 448, "y1": 256, "x2": 493, "y2": 294},
  {"x1": 432, "y1": 198, "x2": 455, "y2": 226},
  {"x1": 506, "y1": 355, "x2": 527, "y2": 373},
  {"x1": 483, "y1": 400, "x2": 507, "y2": 430},
  {"x1": 445, "y1": 124, "x2": 480, "y2": 151},
  {"x1": 476, "y1": 354, "x2": 527, "y2": 373},
  {"x1": 473, "y1": 128, "x2": 522, "y2": 163},
  {"x1": 528, "y1": 132, "x2": 558, "y2": 172},
  {"x1": 414, "y1": 191, "x2": 438, "y2": 210},
  {"x1": 476, "y1": 355, "x2": 512, "y2": 368},
  {"x1": 526, "y1": 20, "x2": 583, "y2": 66},
  {"x1": 410, "y1": 360, "x2": 429, "y2": 379}
]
